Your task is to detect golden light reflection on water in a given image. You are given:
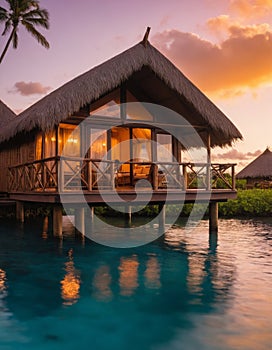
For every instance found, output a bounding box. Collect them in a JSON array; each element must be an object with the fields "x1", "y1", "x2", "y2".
[
  {"x1": 60, "y1": 249, "x2": 80, "y2": 306},
  {"x1": 0, "y1": 268, "x2": 7, "y2": 293},
  {"x1": 92, "y1": 265, "x2": 112, "y2": 302},
  {"x1": 42, "y1": 216, "x2": 49, "y2": 240},
  {"x1": 119, "y1": 255, "x2": 139, "y2": 296},
  {"x1": 144, "y1": 256, "x2": 161, "y2": 289},
  {"x1": 187, "y1": 255, "x2": 205, "y2": 294}
]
